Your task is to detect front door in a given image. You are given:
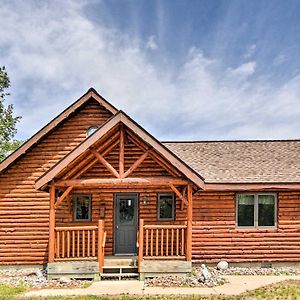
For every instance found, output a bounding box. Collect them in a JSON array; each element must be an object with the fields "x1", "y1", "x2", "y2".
[{"x1": 115, "y1": 193, "x2": 138, "y2": 255}]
